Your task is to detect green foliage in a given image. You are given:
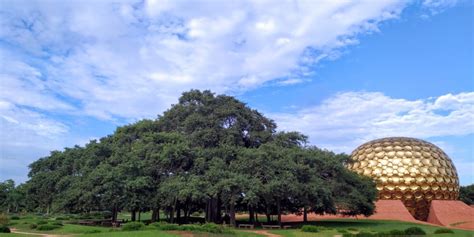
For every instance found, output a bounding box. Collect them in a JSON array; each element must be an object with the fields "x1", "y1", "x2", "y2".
[
  {"x1": 51, "y1": 220, "x2": 63, "y2": 226},
  {"x1": 338, "y1": 229, "x2": 349, "y2": 233},
  {"x1": 36, "y1": 220, "x2": 48, "y2": 225},
  {"x1": 434, "y1": 228, "x2": 454, "y2": 234},
  {"x1": 0, "y1": 214, "x2": 8, "y2": 226},
  {"x1": 0, "y1": 226, "x2": 10, "y2": 233},
  {"x1": 10, "y1": 216, "x2": 19, "y2": 220},
  {"x1": 459, "y1": 184, "x2": 474, "y2": 205},
  {"x1": 152, "y1": 222, "x2": 233, "y2": 234},
  {"x1": 200, "y1": 223, "x2": 233, "y2": 234},
  {"x1": 37, "y1": 224, "x2": 61, "y2": 231},
  {"x1": 83, "y1": 229, "x2": 102, "y2": 234},
  {"x1": 29, "y1": 223, "x2": 37, "y2": 229},
  {"x1": 152, "y1": 222, "x2": 180, "y2": 230},
  {"x1": 121, "y1": 221, "x2": 145, "y2": 231},
  {"x1": 404, "y1": 227, "x2": 426, "y2": 235},
  {"x1": 301, "y1": 225, "x2": 320, "y2": 232}
]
